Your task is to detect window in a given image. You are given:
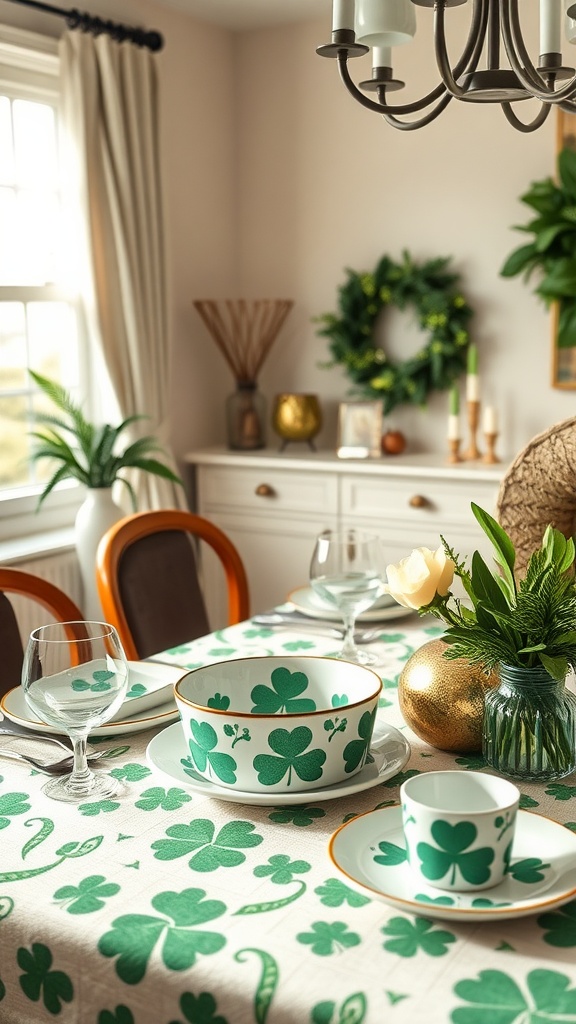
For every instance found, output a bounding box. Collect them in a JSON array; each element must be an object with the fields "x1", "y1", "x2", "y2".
[{"x1": 0, "y1": 25, "x2": 89, "y2": 539}]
